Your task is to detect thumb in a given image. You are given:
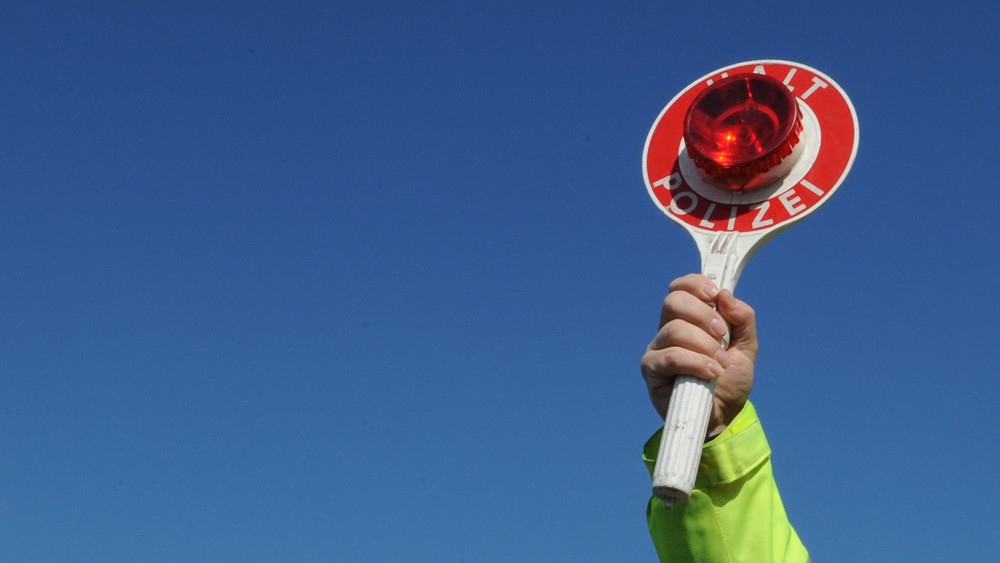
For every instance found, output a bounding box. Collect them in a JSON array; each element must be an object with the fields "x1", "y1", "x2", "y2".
[{"x1": 716, "y1": 290, "x2": 758, "y2": 359}]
